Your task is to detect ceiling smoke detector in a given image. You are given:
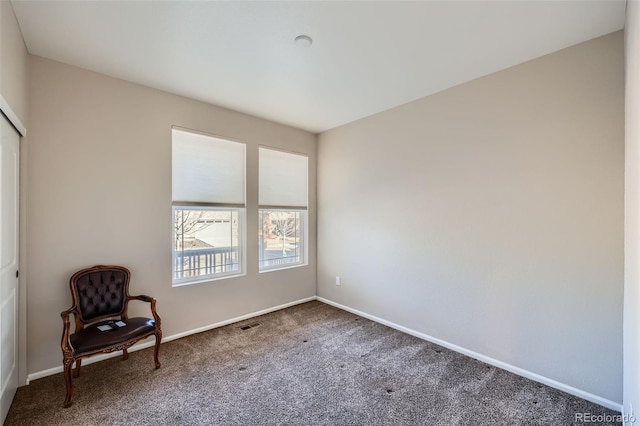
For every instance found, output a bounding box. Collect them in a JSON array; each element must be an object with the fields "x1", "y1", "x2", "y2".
[{"x1": 294, "y1": 35, "x2": 313, "y2": 48}]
